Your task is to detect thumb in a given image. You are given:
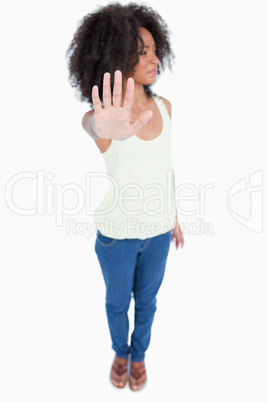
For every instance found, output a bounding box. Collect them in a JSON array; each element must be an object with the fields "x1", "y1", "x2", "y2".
[{"x1": 132, "y1": 110, "x2": 153, "y2": 133}]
